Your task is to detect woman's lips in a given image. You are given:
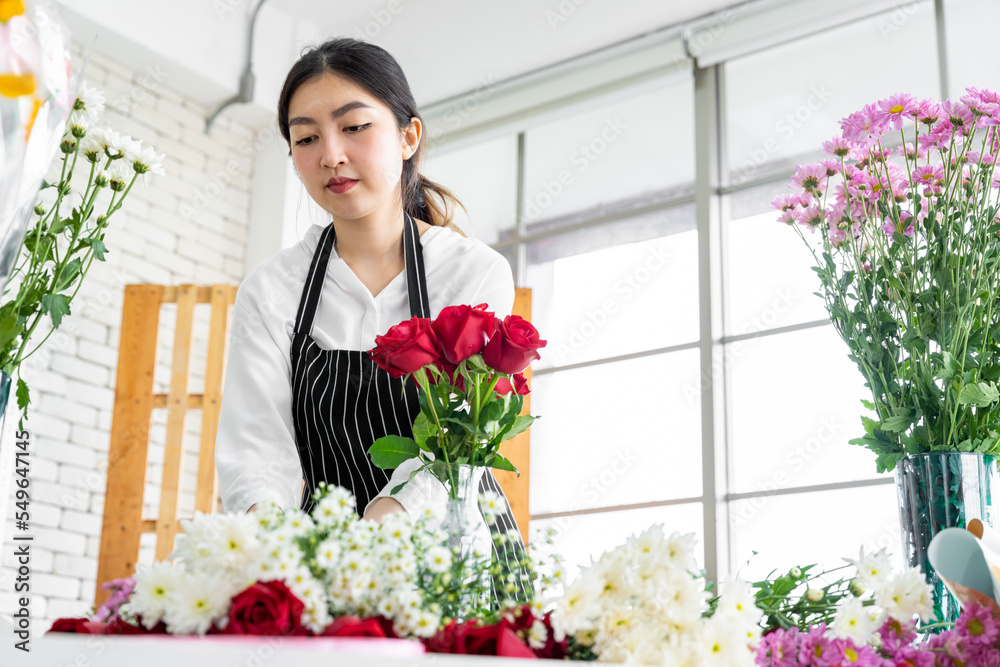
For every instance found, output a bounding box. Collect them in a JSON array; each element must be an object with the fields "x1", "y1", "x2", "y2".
[{"x1": 327, "y1": 179, "x2": 357, "y2": 194}]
